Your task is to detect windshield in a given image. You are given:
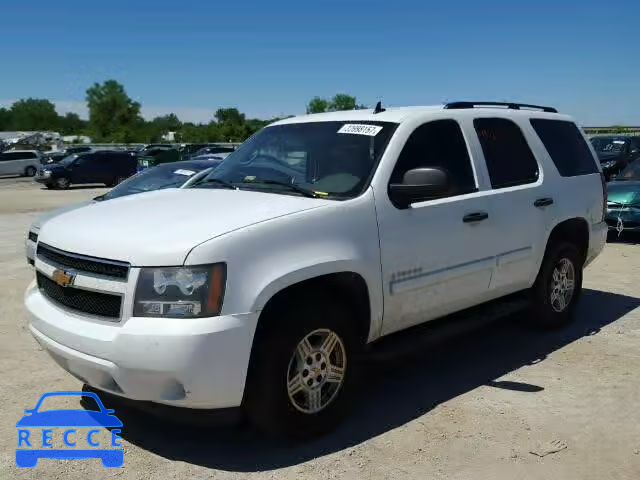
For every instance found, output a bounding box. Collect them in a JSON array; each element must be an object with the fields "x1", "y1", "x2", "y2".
[
  {"x1": 103, "y1": 163, "x2": 212, "y2": 200},
  {"x1": 59, "y1": 153, "x2": 79, "y2": 166},
  {"x1": 198, "y1": 121, "x2": 397, "y2": 199},
  {"x1": 591, "y1": 137, "x2": 627, "y2": 153}
]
